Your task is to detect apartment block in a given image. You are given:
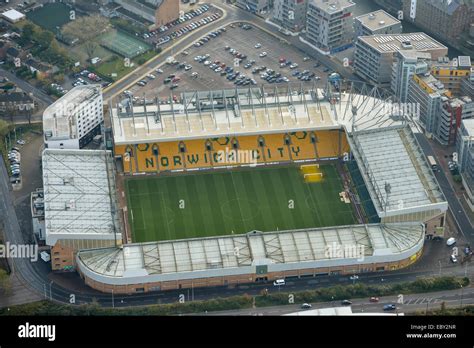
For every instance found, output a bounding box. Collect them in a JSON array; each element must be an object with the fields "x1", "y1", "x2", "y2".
[
  {"x1": 306, "y1": 0, "x2": 355, "y2": 53},
  {"x1": 354, "y1": 10, "x2": 402, "y2": 38},
  {"x1": 272, "y1": 0, "x2": 308, "y2": 33}
]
